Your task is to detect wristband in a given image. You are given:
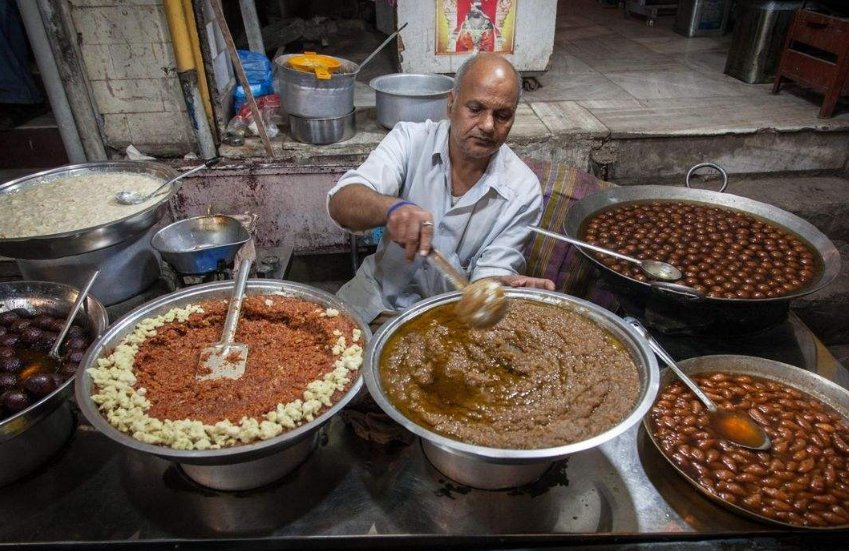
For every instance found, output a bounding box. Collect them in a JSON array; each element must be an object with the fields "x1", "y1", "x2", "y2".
[{"x1": 385, "y1": 200, "x2": 416, "y2": 220}]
